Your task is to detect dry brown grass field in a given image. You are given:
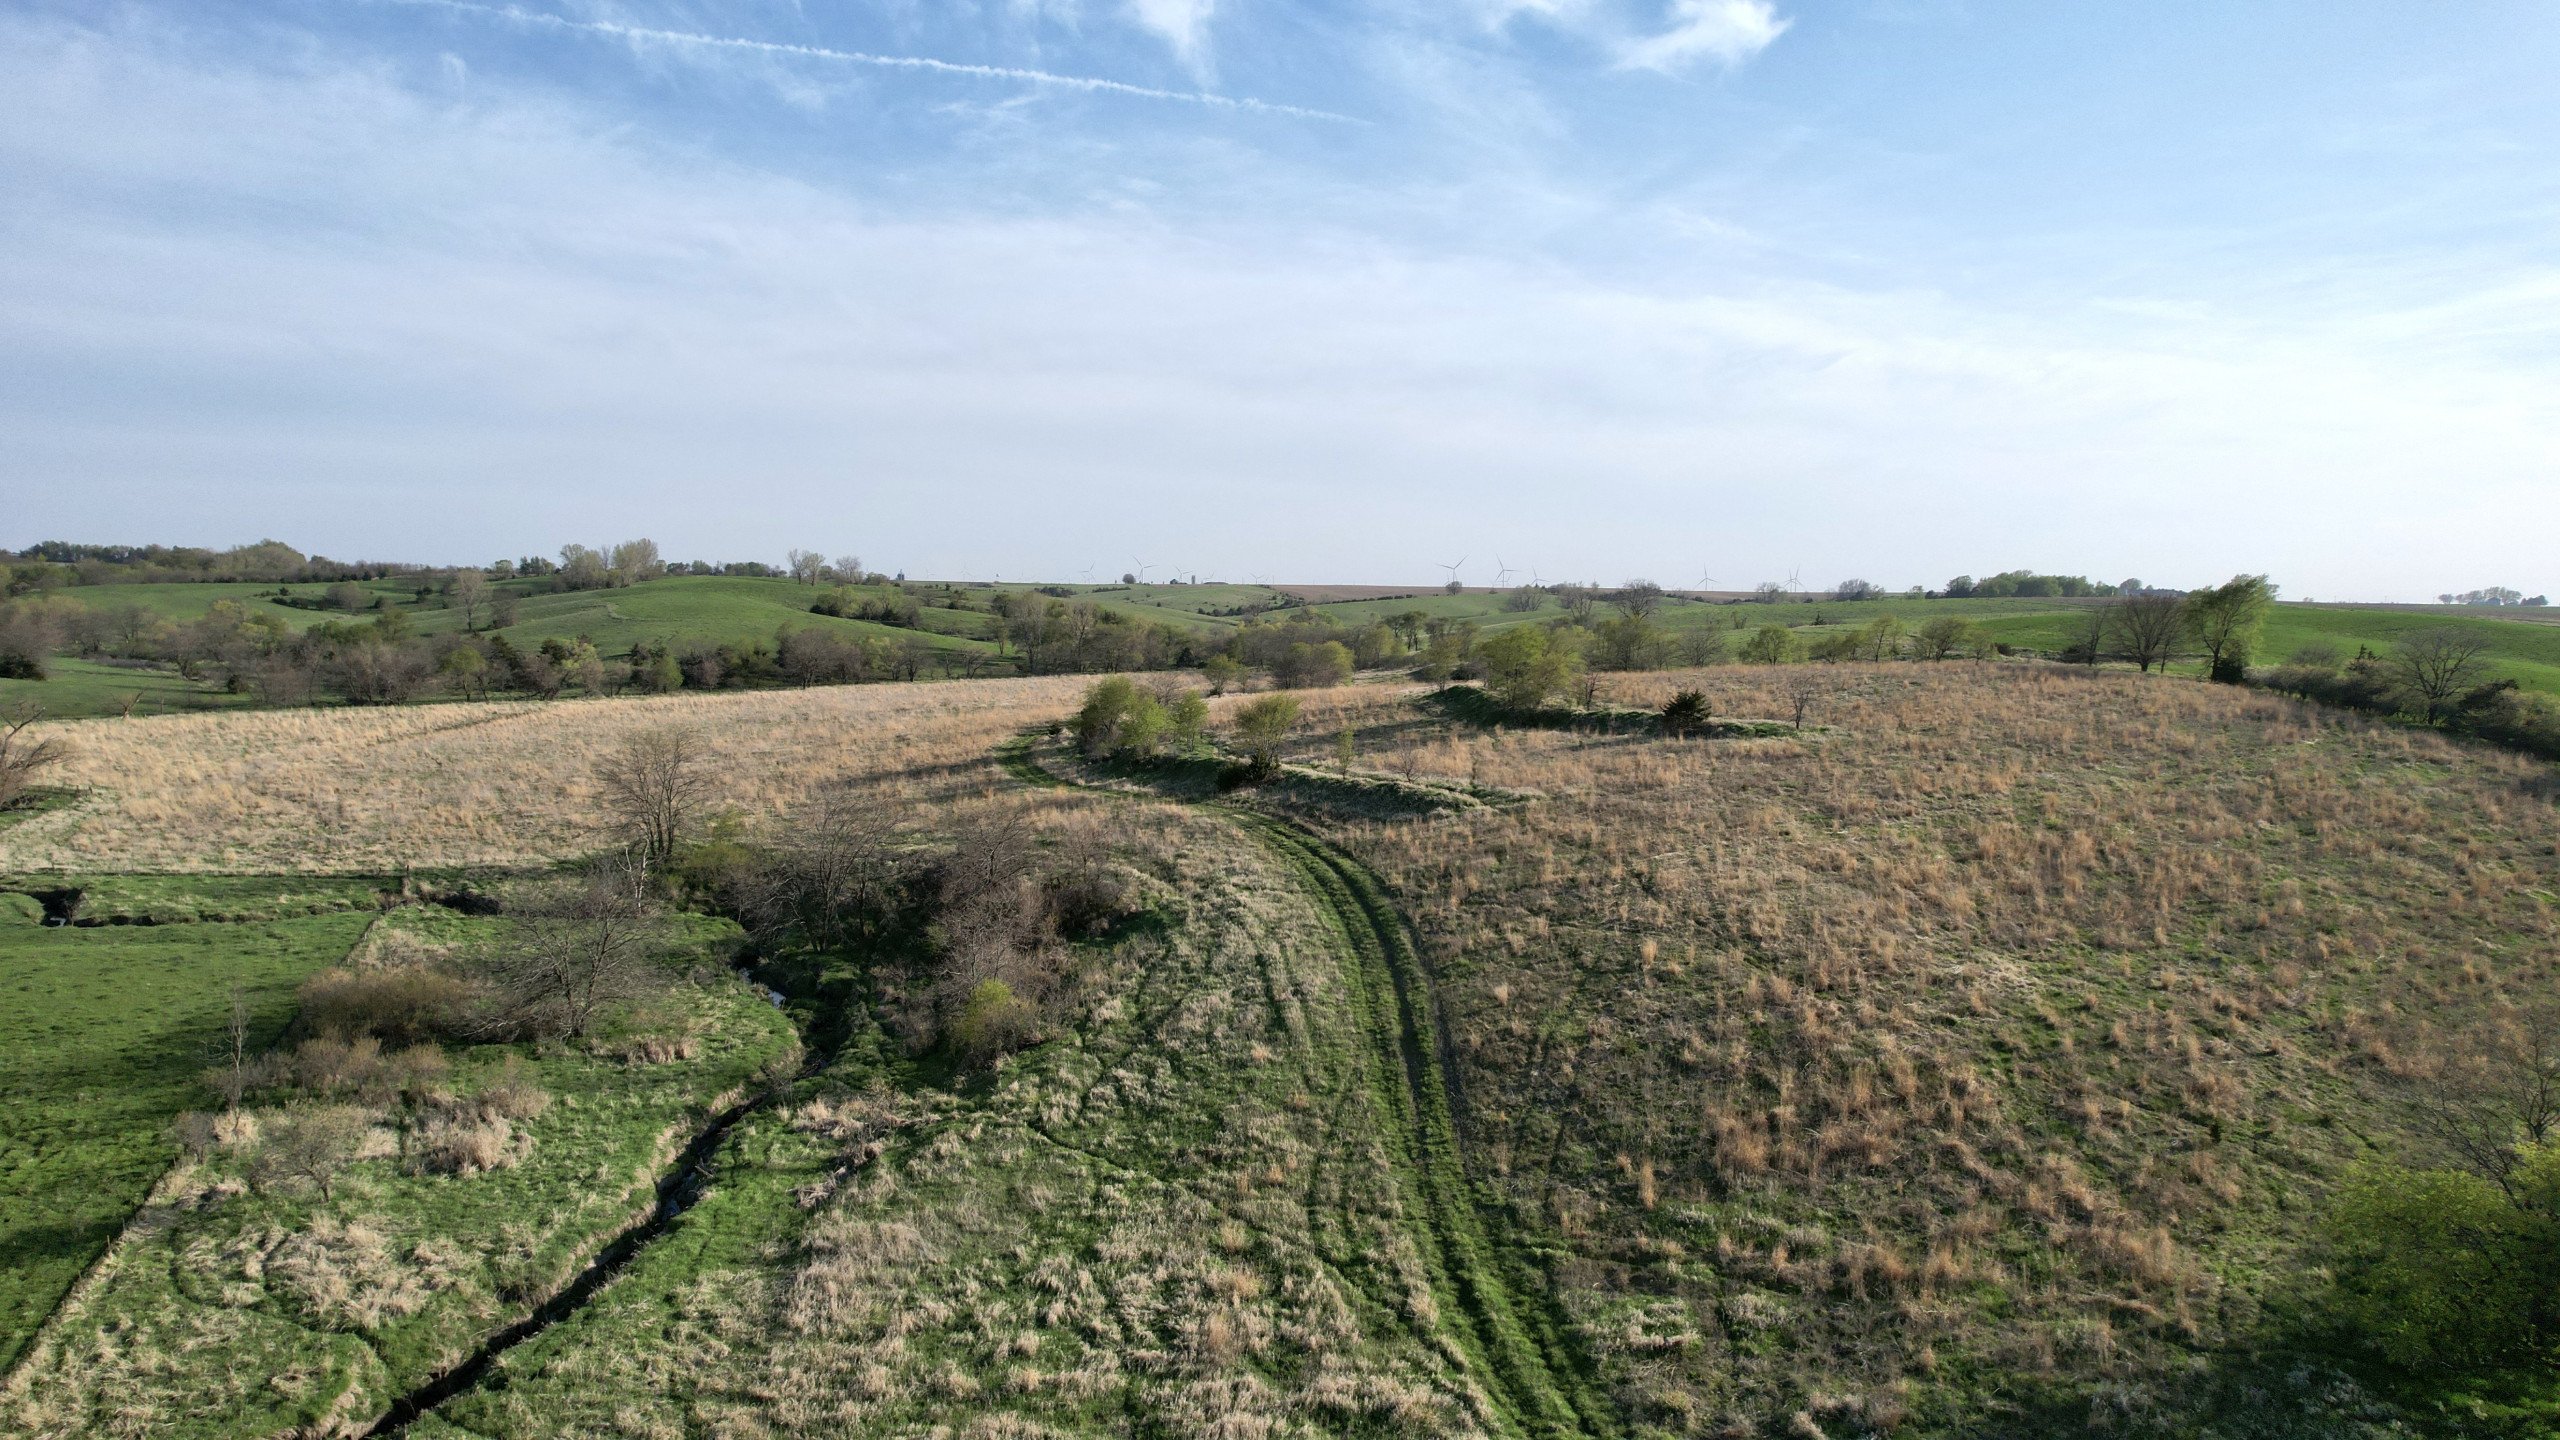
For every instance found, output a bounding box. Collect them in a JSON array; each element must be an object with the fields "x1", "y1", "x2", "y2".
[
  {"x1": 1262, "y1": 664, "x2": 2560, "y2": 1431},
  {"x1": 0, "y1": 678, "x2": 1095, "y2": 874},
  {"x1": 12, "y1": 663, "x2": 2558, "y2": 1436}
]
